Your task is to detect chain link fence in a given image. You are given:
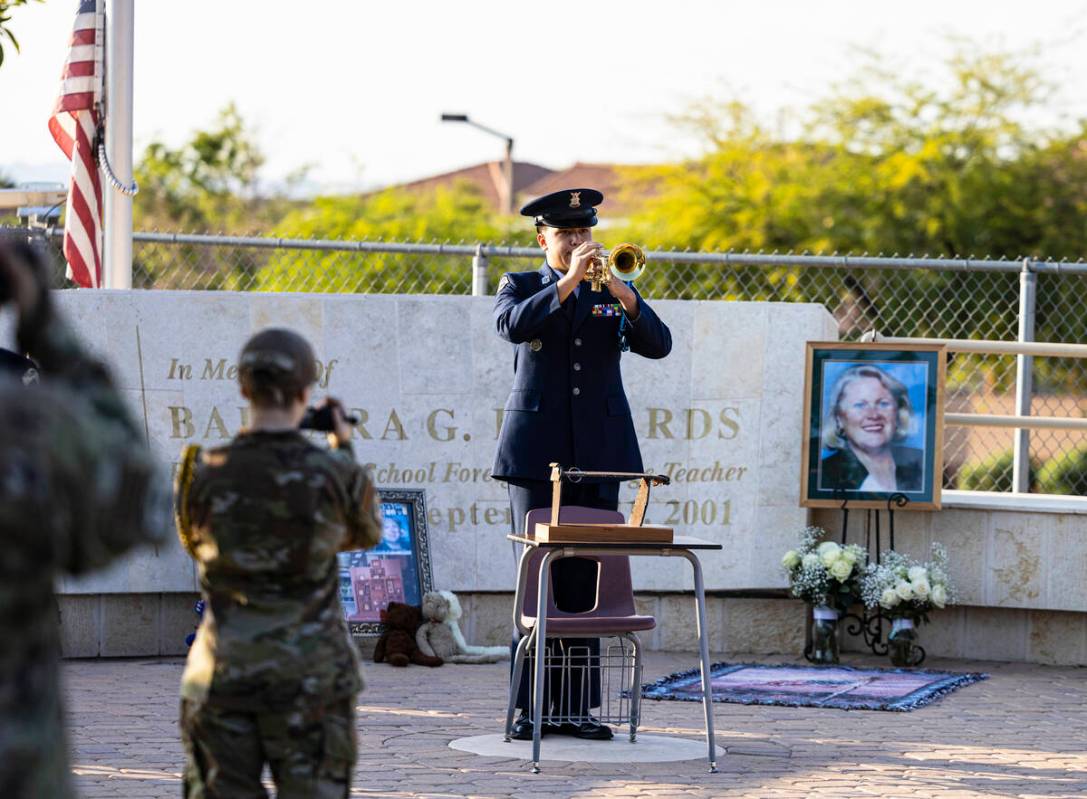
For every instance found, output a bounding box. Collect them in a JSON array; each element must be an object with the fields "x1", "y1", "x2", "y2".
[{"x1": 9, "y1": 226, "x2": 1087, "y2": 495}]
